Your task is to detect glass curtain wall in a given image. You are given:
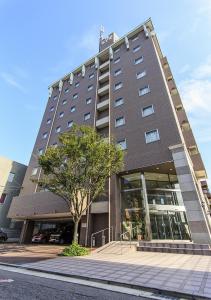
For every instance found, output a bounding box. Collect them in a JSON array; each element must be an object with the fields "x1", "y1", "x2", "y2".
[{"x1": 120, "y1": 172, "x2": 191, "y2": 241}]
